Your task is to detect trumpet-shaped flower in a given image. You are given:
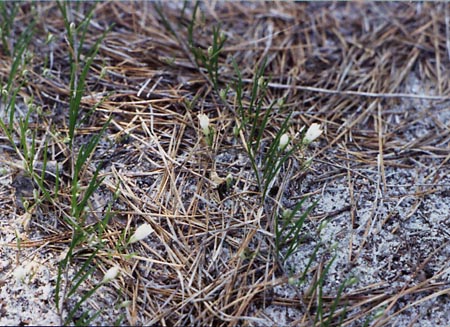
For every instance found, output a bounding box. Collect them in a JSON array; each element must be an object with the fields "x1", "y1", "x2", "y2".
[
  {"x1": 198, "y1": 113, "x2": 210, "y2": 136},
  {"x1": 102, "y1": 266, "x2": 120, "y2": 283},
  {"x1": 304, "y1": 123, "x2": 323, "y2": 144},
  {"x1": 128, "y1": 223, "x2": 153, "y2": 244},
  {"x1": 278, "y1": 133, "x2": 290, "y2": 151}
]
